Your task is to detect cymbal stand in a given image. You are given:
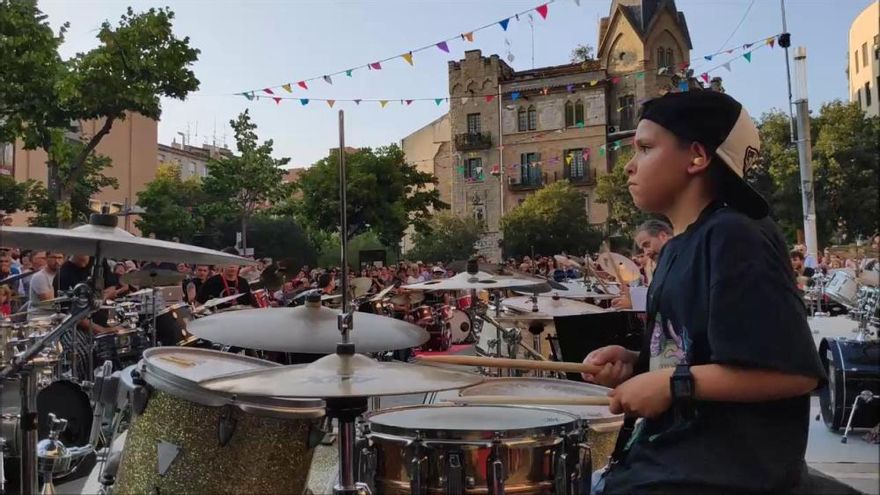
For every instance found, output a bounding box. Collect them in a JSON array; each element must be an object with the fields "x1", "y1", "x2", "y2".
[
  {"x1": 332, "y1": 110, "x2": 370, "y2": 495},
  {"x1": 151, "y1": 286, "x2": 159, "y2": 348}
]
